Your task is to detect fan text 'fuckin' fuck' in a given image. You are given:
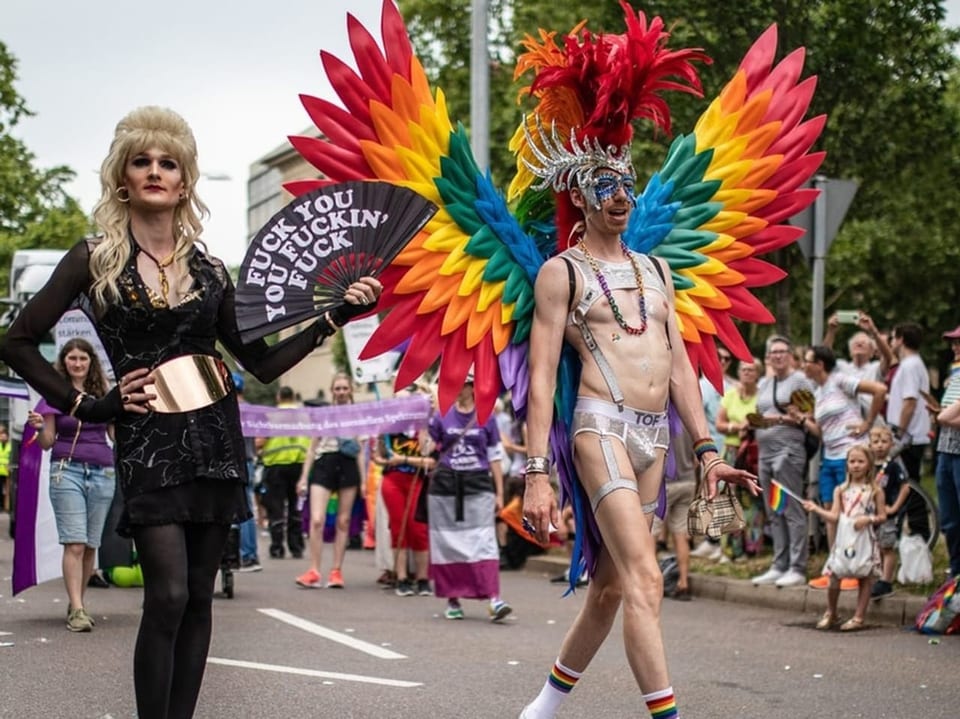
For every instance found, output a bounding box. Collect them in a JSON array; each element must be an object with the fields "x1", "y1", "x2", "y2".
[{"x1": 243, "y1": 188, "x2": 390, "y2": 321}]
